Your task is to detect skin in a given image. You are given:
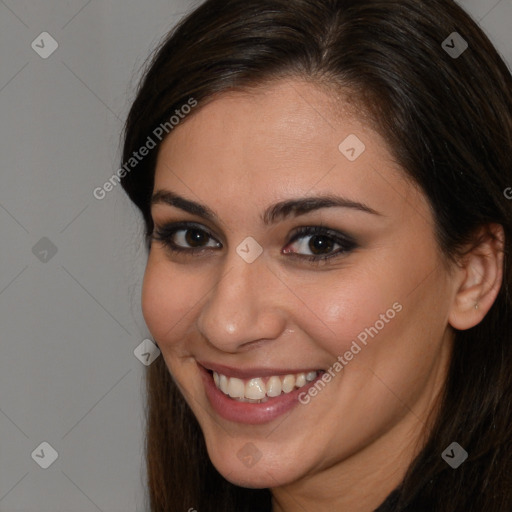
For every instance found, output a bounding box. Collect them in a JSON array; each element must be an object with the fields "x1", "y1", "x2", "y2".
[{"x1": 141, "y1": 79, "x2": 503, "y2": 511}]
